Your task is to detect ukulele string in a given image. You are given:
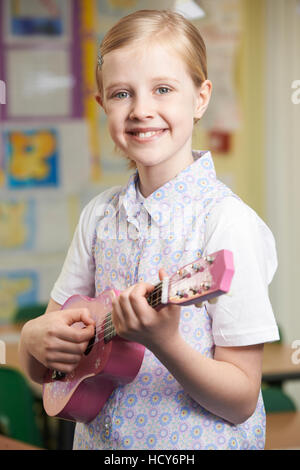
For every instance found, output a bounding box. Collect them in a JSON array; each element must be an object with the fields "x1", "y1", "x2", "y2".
[
  {"x1": 89, "y1": 280, "x2": 163, "y2": 329},
  {"x1": 84, "y1": 267, "x2": 210, "y2": 354},
  {"x1": 89, "y1": 275, "x2": 174, "y2": 337},
  {"x1": 87, "y1": 279, "x2": 163, "y2": 331},
  {"x1": 86, "y1": 298, "x2": 209, "y2": 355},
  {"x1": 87, "y1": 267, "x2": 209, "y2": 341},
  {"x1": 83, "y1": 277, "x2": 168, "y2": 354}
]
